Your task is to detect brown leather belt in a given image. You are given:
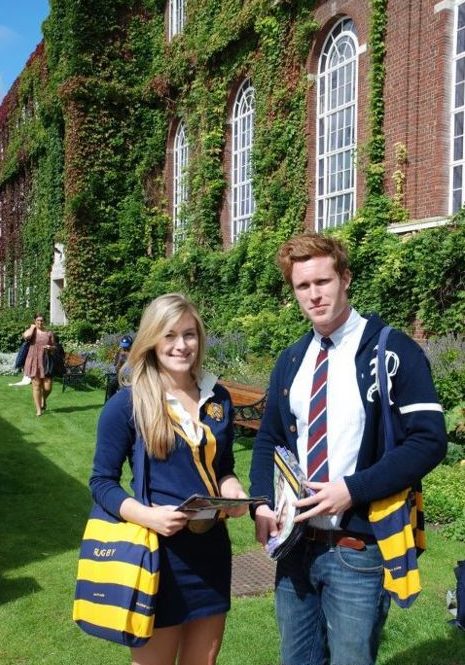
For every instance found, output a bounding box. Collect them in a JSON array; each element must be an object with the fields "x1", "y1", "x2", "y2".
[{"x1": 305, "y1": 527, "x2": 376, "y2": 550}]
